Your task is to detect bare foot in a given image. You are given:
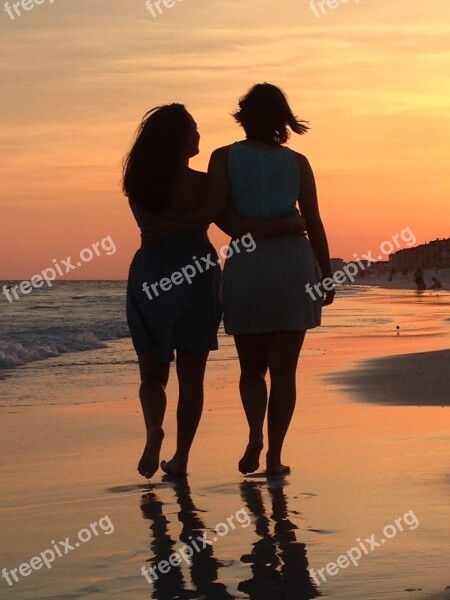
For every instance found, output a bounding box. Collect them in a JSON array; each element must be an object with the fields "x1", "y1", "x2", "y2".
[
  {"x1": 239, "y1": 441, "x2": 264, "y2": 474},
  {"x1": 266, "y1": 453, "x2": 291, "y2": 477},
  {"x1": 160, "y1": 457, "x2": 188, "y2": 476},
  {"x1": 138, "y1": 427, "x2": 164, "y2": 479},
  {"x1": 266, "y1": 457, "x2": 290, "y2": 477}
]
